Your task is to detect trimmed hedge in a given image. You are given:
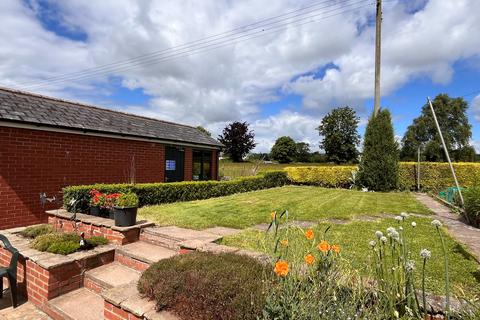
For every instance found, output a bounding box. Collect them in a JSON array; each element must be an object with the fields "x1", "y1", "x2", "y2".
[
  {"x1": 285, "y1": 162, "x2": 480, "y2": 191},
  {"x1": 284, "y1": 165, "x2": 355, "y2": 188},
  {"x1": 63, "y1": 171, "x2": 289, "y2": 212}
]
